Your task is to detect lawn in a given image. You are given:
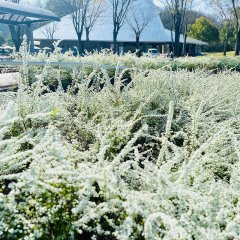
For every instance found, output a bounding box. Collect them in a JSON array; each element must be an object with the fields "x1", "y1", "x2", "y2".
[
  {"x1": 1, "y1": 49, "x2": 240, "y2": 239},
  {"x1": 202, "y1": 51, "x2": 235, "y2": 58}
]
